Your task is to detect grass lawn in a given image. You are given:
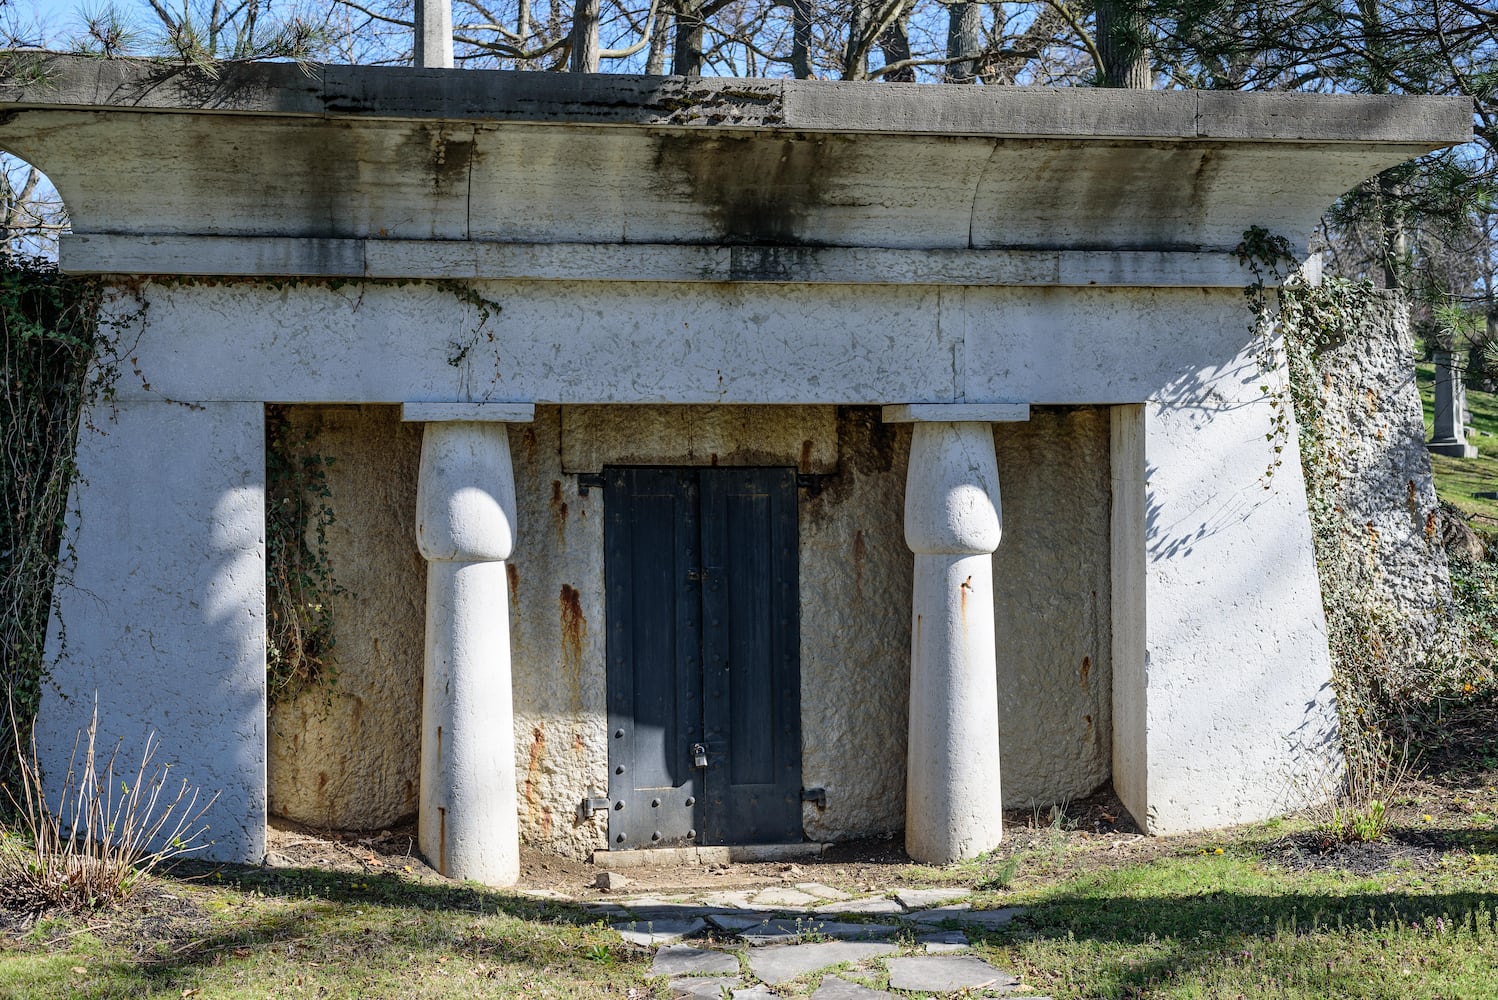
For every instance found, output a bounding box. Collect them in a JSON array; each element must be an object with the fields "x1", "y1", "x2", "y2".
[
  {"x1": 1416, "y1": 358, "x2": 1498, "y2": 526},
  {"x1": 4, "y1": 700, "x2": 1497, "y2": 1000}
]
